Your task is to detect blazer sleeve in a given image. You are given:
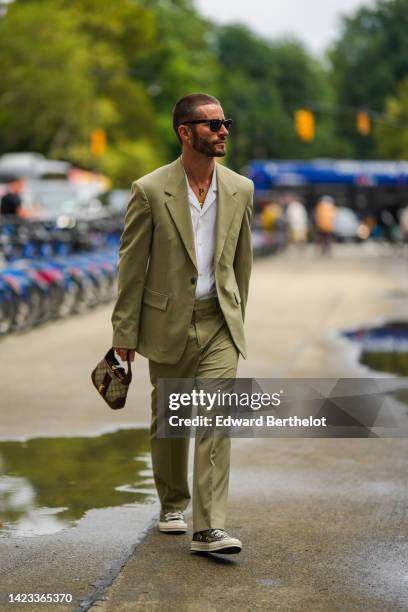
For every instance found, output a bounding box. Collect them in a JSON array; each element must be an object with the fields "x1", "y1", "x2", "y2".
[
  {"x1": 111, "y1": 181, "x2": 153, "y2": 349},
  {"x1": 233, "y1": 182, "x2": 254, "y2": 322}
]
